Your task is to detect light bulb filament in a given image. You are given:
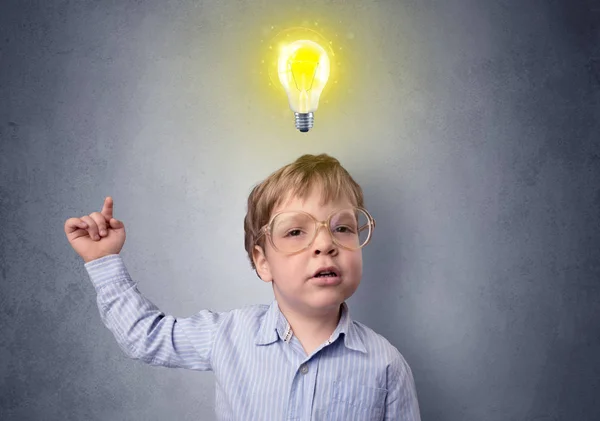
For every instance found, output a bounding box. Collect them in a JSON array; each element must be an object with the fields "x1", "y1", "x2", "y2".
[{"x1": 291, "y1": 61, "x2": 320, "y2": 91}]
